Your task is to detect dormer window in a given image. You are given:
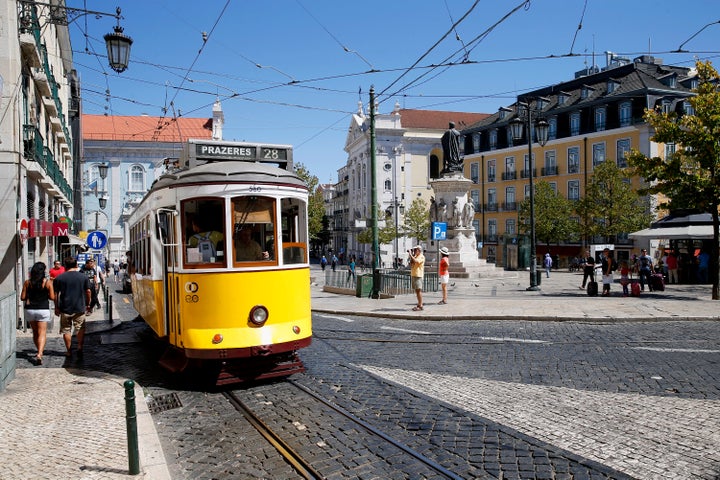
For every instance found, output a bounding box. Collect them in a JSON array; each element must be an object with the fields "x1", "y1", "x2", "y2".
[
  {"x1": 580, "y1": 85, "x2": 594, "y2": 99},
  {"x1": 498, "y1": 107, "x2": 512, "y2": 120},
  {"x1": 557, "y1": 91, "x2": 570, "y2": 106},
  {"x1": 607, "y1": 80, "x2": 619, "y2": 93}
]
